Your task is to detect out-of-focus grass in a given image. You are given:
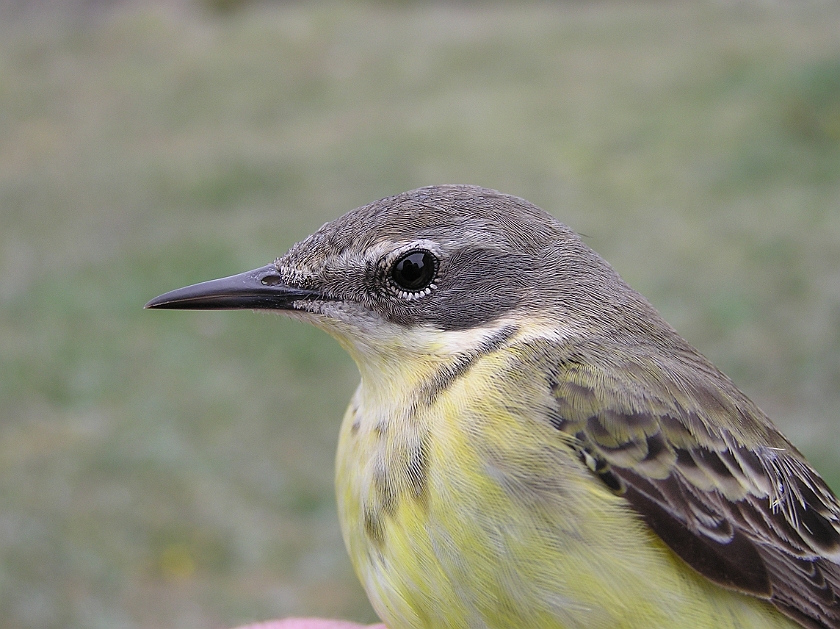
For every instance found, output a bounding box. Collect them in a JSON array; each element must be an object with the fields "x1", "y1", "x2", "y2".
[{"x1": 1, "y1": 1, "x2": 839, "y2": 628}]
